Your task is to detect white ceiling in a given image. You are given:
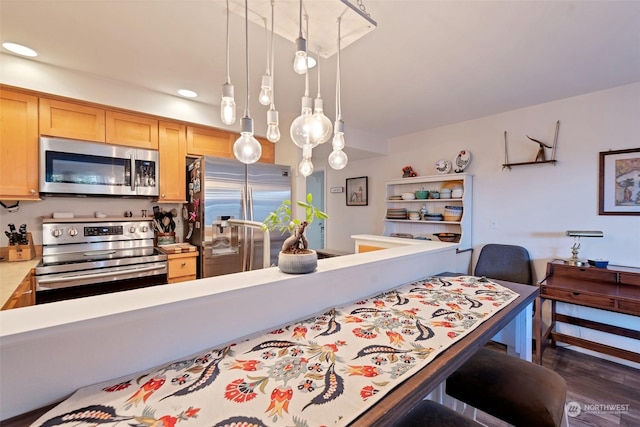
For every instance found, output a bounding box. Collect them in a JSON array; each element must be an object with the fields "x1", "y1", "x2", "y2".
[{"x1": 1, "y1": 0, "x2": 639, "y2": 144}]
